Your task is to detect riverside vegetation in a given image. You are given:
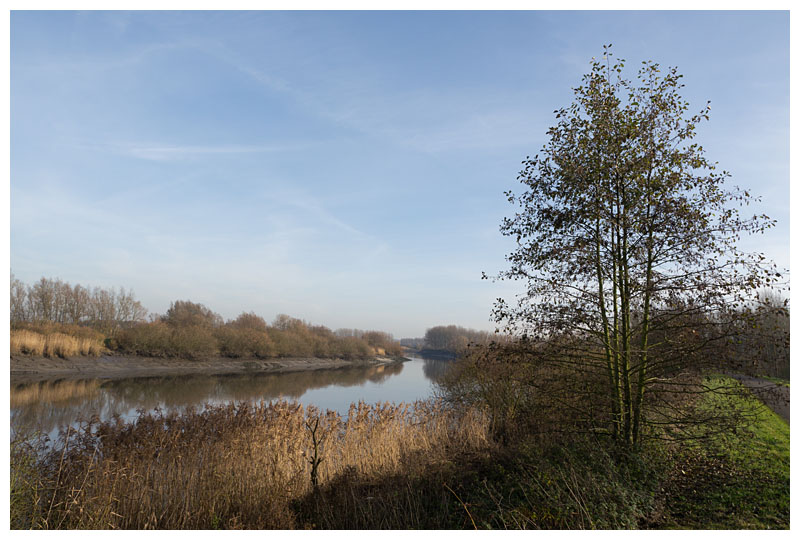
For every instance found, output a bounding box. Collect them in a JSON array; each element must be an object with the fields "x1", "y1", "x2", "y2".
[
  {"x1": 9, "y1": 342, "x2": 789, "y2": 529},
  {"x1": 10, "y1": 48, "x2": 789, "y2": 529},
  {"x1": 10, "y1": 276, "x2": 402, "y2": 360}
]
